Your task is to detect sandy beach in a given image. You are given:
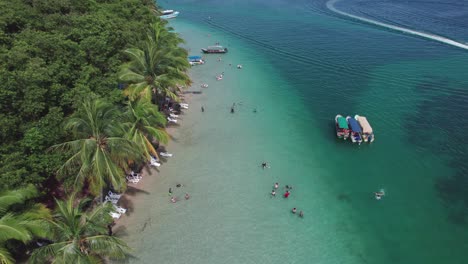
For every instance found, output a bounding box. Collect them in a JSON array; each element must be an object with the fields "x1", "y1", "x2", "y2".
[{"x1": 112, "y1": 82, "x2": 199, "y2": 233}]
